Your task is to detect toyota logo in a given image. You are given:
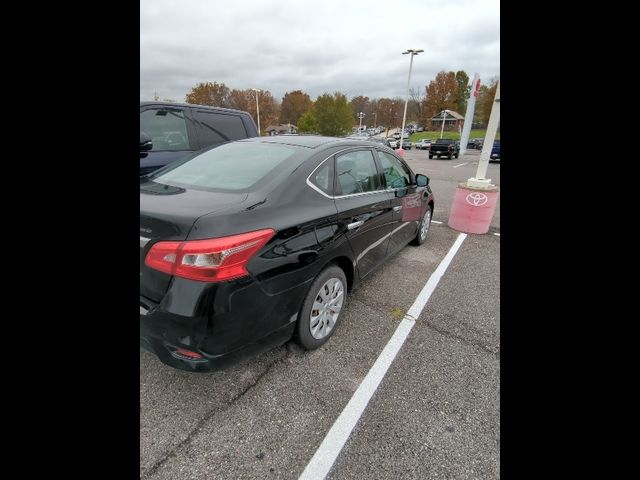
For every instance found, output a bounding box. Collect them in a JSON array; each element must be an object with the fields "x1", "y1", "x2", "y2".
[{"x1": 466, "y1": 192, "x2": 488, "y2": 206}]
